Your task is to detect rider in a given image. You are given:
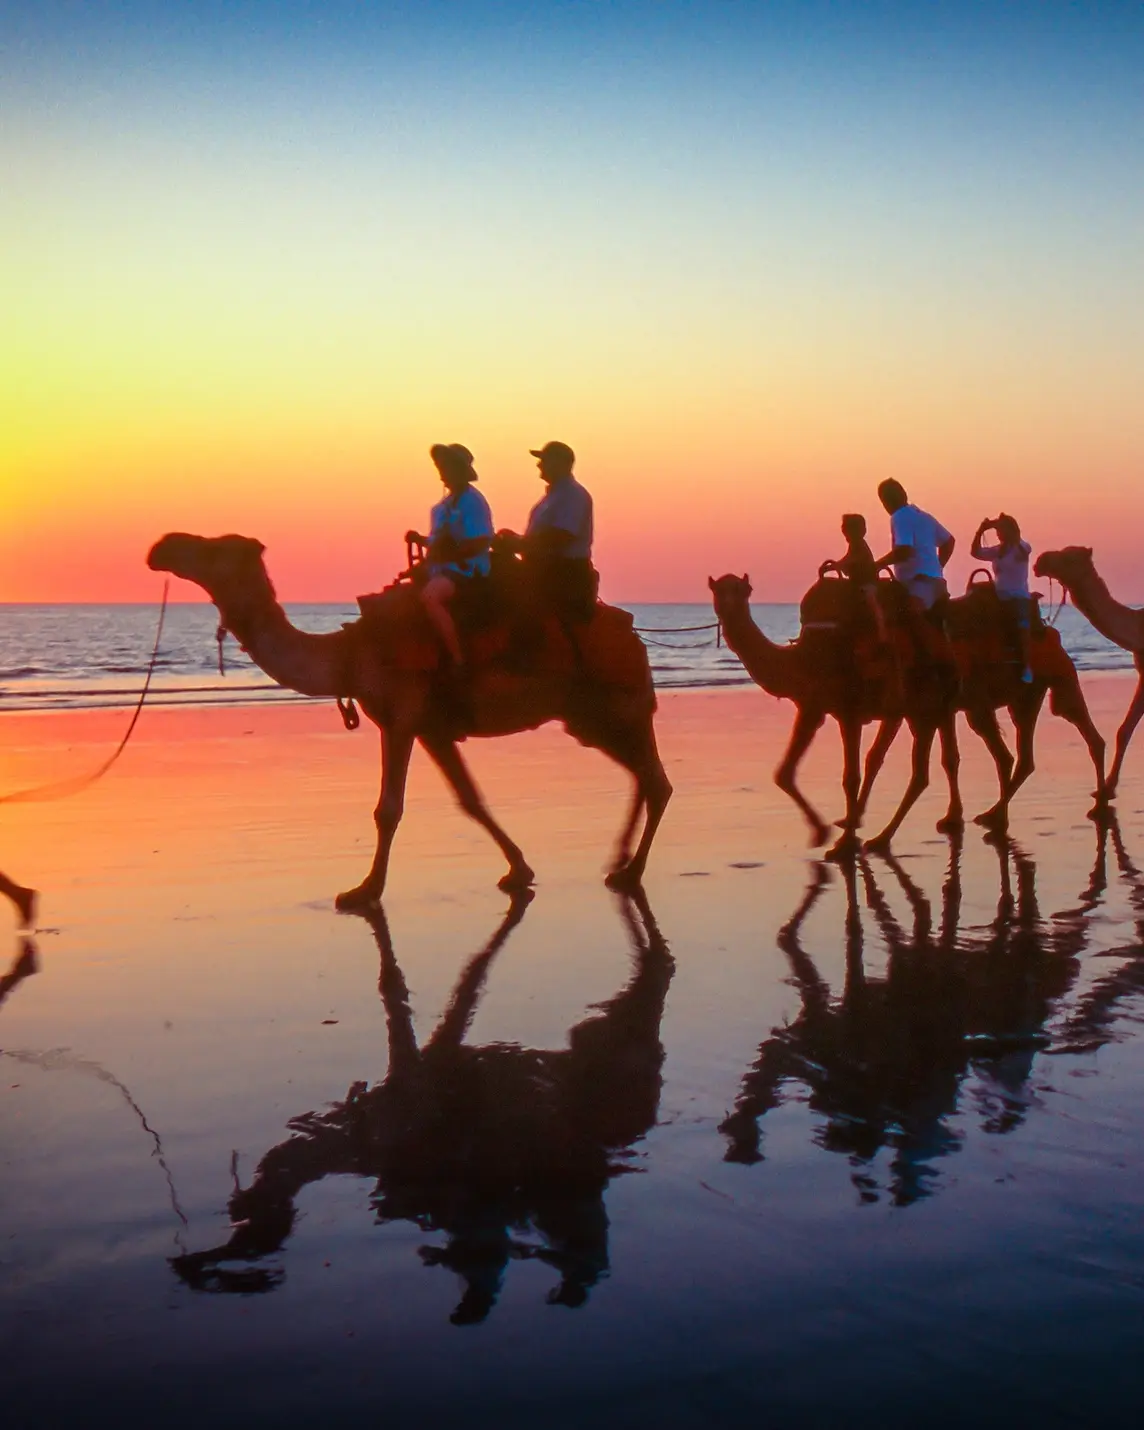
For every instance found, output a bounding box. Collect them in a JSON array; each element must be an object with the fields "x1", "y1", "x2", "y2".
[
  {"x1": 971, "y1": 512, "x2": 1034, "y2": 683},
  {"x1": 876, "y1": 480, "x2": 955, "y2": 618},
  {"x1": 823, "y1": 513, "x2": 888, "y2": 644},
  {"x1": 405, "y1": 443, "x2": 493, "y2": 669},
  {"x1": 499, "y1": 440, "x2": 597, "y2": 620}
]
